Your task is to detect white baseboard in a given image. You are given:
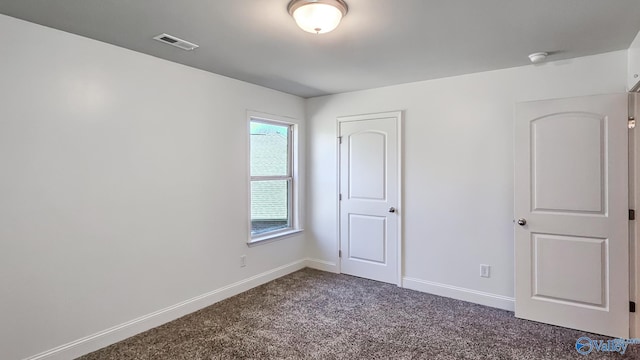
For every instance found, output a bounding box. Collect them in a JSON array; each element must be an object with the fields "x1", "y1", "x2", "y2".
[
  {"x1": 23, "y1": 262, "x2": 513, "y2": 360},
  {"x1": 25, "y1": 259, "x2": 307, "y2": 360},
  {"x1": 402, "y1": 277, "x2": 515, "y2": 311},
  {"x1": 304, "y1": 258, "x2": 338, "y2": 273}
]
